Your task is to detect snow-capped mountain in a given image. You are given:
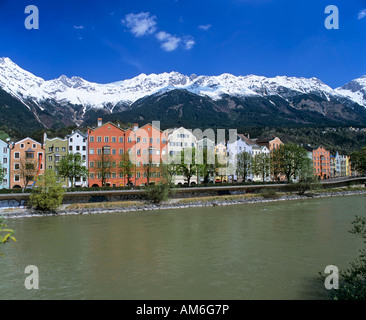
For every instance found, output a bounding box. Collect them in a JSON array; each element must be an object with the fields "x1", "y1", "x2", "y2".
[
  {"x1": 1, "y1": 57, "x2": 365, "y2": 110},
  {"x1": 1, "y1": 56, "x2": 366, "y2": 134},
  {"x1": 335, "y1": 76, "x2": 366, "y2": 108}
]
